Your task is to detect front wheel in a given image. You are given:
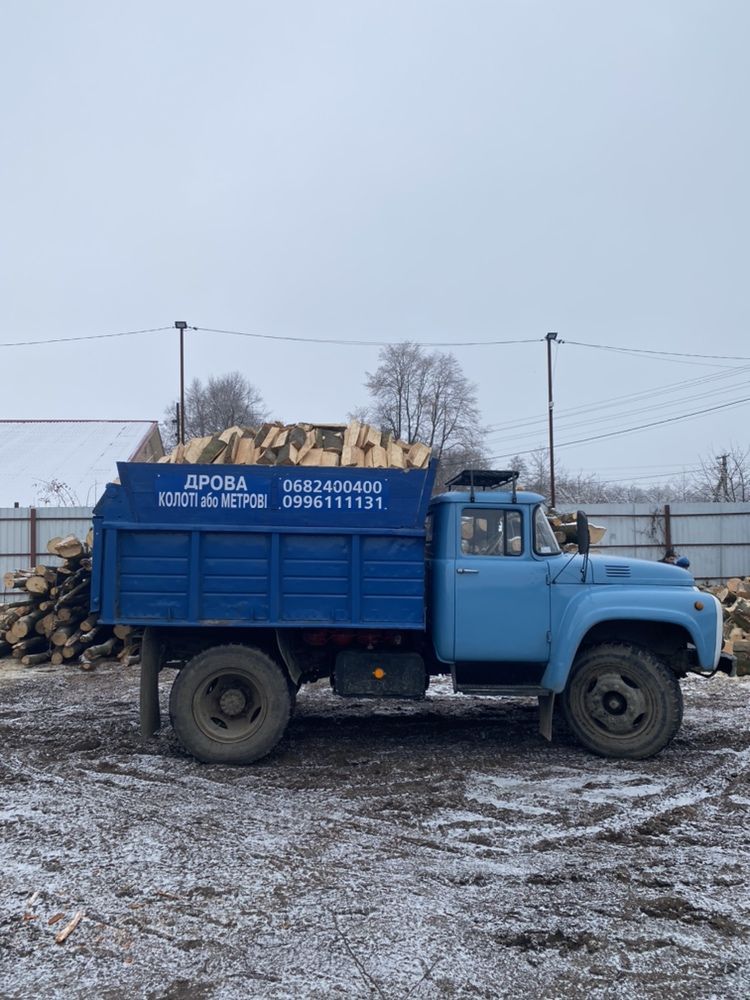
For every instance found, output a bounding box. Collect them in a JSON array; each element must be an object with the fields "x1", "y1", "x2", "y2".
[
  {"x1": 169, "y1": 645, "x2": 292, "y2": 764},
  {"x1": 561, "y1": 643, "x2": 683, "y2": 760}
]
